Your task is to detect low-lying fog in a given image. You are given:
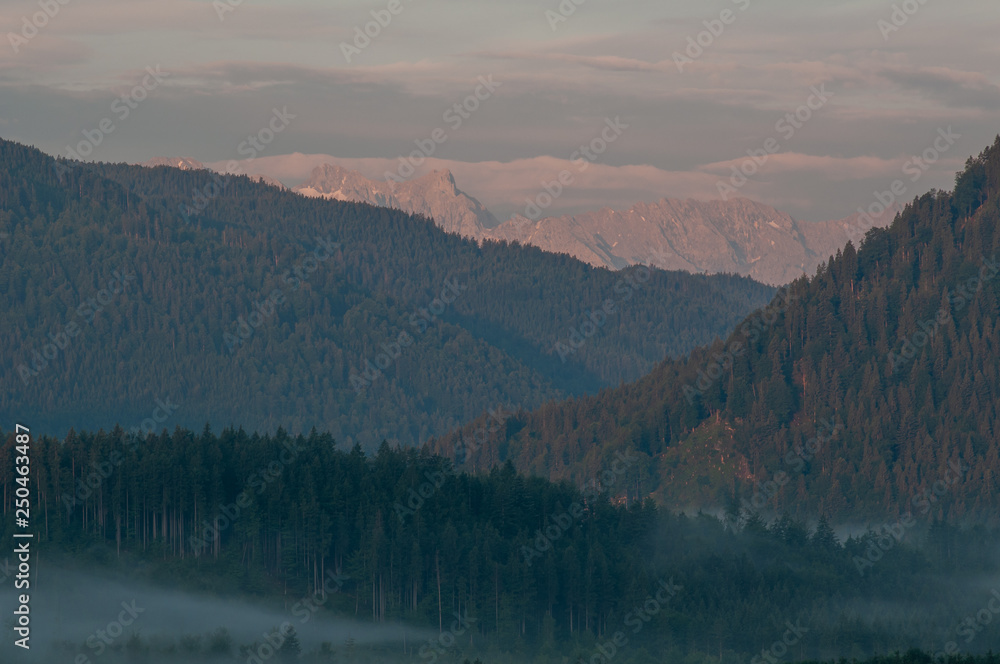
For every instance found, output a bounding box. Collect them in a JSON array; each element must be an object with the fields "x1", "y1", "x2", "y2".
[{"x1": 0, "y1": 562, "x2": 436, "y2": 663}]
